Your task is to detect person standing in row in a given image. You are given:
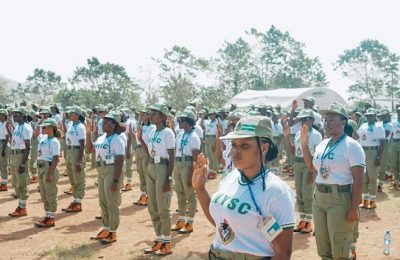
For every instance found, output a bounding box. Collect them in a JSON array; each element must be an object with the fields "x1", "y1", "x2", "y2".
[
  {"x1": 193, "y1": 116, "x2": 295, "y2": 259},
  {"x1": 34, "y1": 118, "x2": 61, "y2": 228},
  {"x1": 201, "y1": 110, "x2": 218, "y2": 179},
  {"x1": 377, "y1": 109, "x2": 393, "y2": 192},
  {"x1": 28, "y1": 110, "x2": 40, "y2": 184},
  {"x1": 0, "y1": 109, "x2": 10, "y2": 191},
  {"x1": 138, "y1": 103, "x2": 175, "y2": 256},
  {"x1": 301, "y1": 104, "x2": 364, "y2": 260},
  {"x1": 86, "y1": 111, "x2": 125, "y2": 244},
  {"x1": 270, "y1": 111, "x2": 283, "y2": 174},
  {"x1": 8, "y1": 107, "x2": 33, "y2": 217},
  {"x1": 356, "y1": 108, "x2": 385, "y2": 209},
  {"x1": 284, "y1": 109, "x2": 322, "y2": 234},
  {"x1": 62, "y1": 106, "x2": 86, "y2": 213},
  {"x1": 171, "y1": 110, "x2": 200, "y2": 234},
  {"x1": 121, "y1": 108, "x2": 135, "y2": 192},
  {"x1": 133, "y1": 109, "x2": 155, "y2": 206},
  {"x1": 390, "y1": 105, "x2": 400, "y2": 191}
]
